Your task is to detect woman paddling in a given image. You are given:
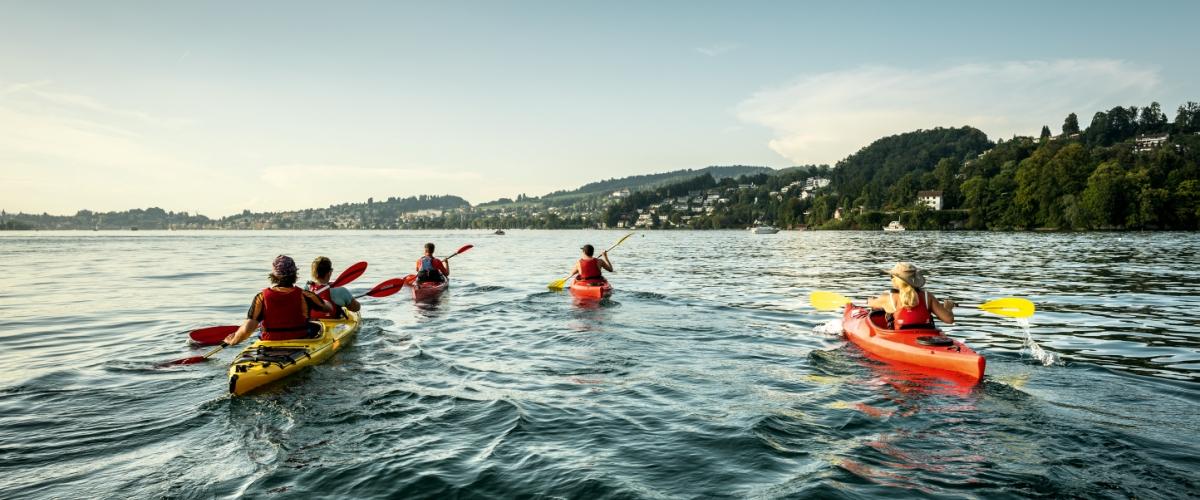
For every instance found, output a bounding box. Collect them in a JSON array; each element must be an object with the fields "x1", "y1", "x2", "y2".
[
  {"x1": 867, "y1": 262, "x2": 956, "y2": 329},
  {"x1": 307, "y1": 256, "x2": 361, "y2": 319},
  {"x1": 568, "y1": 244, "x2": 613, "y2": 284},
  {"x1": 223, "y1": 255, "x2": 335, "y2": 345}
]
